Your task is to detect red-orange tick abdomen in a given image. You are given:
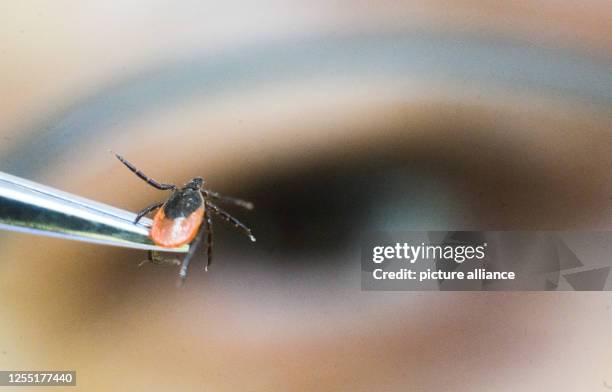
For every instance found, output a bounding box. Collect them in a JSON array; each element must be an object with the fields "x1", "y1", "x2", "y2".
[{"x1": 150, "y1": 207, "x2": 205, "y2": 247}]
